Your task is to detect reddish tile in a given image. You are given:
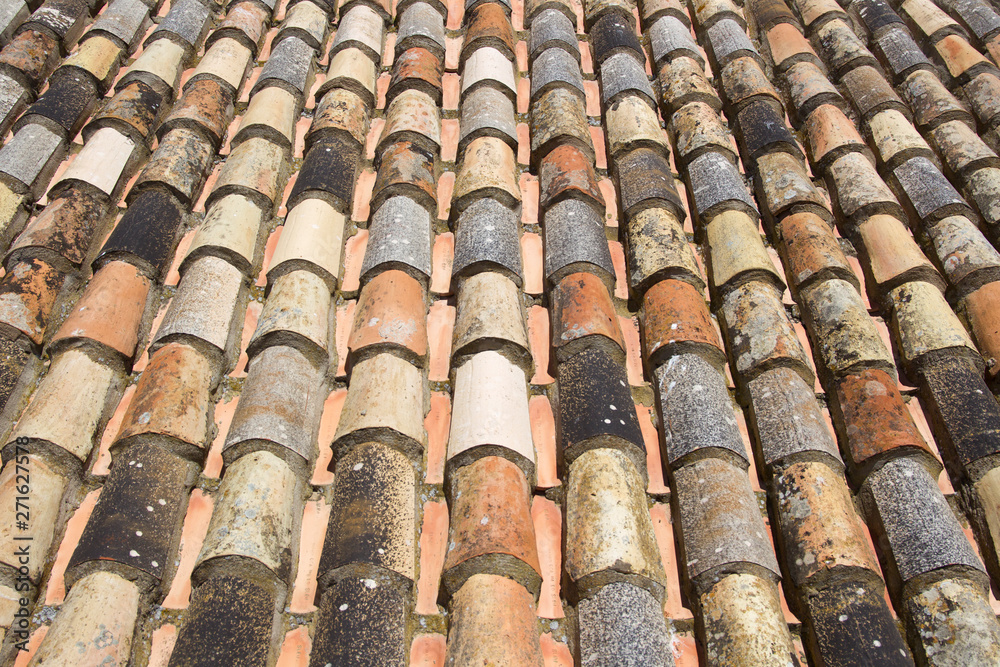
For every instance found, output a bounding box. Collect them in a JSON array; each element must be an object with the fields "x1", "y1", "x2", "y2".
[
  {"x1": 275, "y1": 627, "x2": 311, "y2": 667},
  {"x1": 532, "y1": 496, "x2": 563, "y2": 619},
  {"x1": 148, "y1": 624, "x2": 177, "y2": 667},
  {"x1": 521, "y1": 233, "x2": 544, "y2": 295},
  {"x1": 526, "y1": 393, "x2": 560, "y2": 488},
  {"x1": 289, "y1": 499, "x2": 331, "y2": 614},
  {"x1": 425, "y1": 392, "x2": 451, "y2": 484},
  {"x1": 528, "y1": 304, "x2": 555, "y2": 384},
  {"x1": 637, "y1": 404, "x2": 667, "y2": 494},
  {"x1": 650, "y1": 503, "x2": 692, "y2": 620},
  {"x1": 352, "y1": 169, "x2": 377, "y2": 222},
  {"x1": 540, "y1": 634, "x2": 573, "y2": 666},
  {"x1": 598, "y1": 178, "x2": 617, "y2": 226},
  {"x1": 203, "y1": 397, "x2": 237, "y2": 479},
  {"x1": 349, "y1": 270, "x2": 429, "y2": 362},
  {"x1": 520, "y1": 173, "x2": 539, "y2": 226},
  {"x1": 591, "y1": 126, "x2": 607, "y2": 170},
  {"x1": 608, "y1": 240, "x2": 629, "y2": 299},
  {"x1": 431, "y1": 233, "x2": 454, "y2": 295},
  {"x1": 517, "y1": 122, "x2": 530, "y2": 165},
  {"x1": 335, "y1": 300, "x2": 356, "y2": 378},
  {"x1": 620, "y1": 315, "x2": 644, "y2": 386},
  {"x1": 92, "y1": 385, "x2": 136, "y2": 476},
  {"x1": 44, "y1": 489, "x2": 100, "y2": 605},
  {"x1": 441, "y1": 119, "x2": 460, "y2": 162},
  {"x1": 443, "y1": 73, "x2": 460, "y2": 110},
  {"x1": 427, "y1": 300, "x2": 455, "y2": 382},
  {"x1": 341, "y1": 231, "x2": 369, "y2": 295},
  {"x1": 416, "y1": 500, "x2": 449, "y2": 615},
  {"x1": 437, "y1": 171, "x2": 456, "y2": 221},
  {"x1": 410, "y1": 634, "x2": 446, "y2": 666},
  {"x1": 162, "y1": 489, "x2": 213, "y2": 609},
  {"x1": 258, "y1": 226, "x2": 282, "y2": 286},
  {"x1": 232, "y1": 300, "x2": 262, "y2": 378}
]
